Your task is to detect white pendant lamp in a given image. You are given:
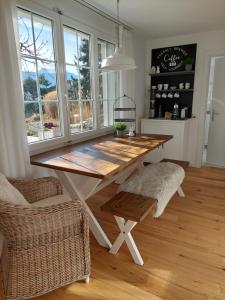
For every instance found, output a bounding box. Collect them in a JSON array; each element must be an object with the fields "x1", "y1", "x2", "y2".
[{"x1": 101, "y1": 0, "x2": 136, "y2": 71}]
